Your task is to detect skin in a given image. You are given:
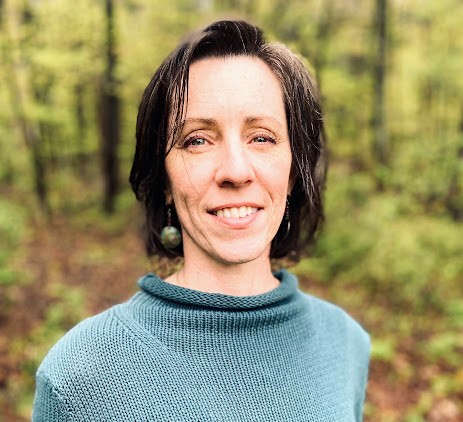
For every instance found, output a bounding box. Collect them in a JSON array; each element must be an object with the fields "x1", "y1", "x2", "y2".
[{"x1": 165, "y1": 56, "x2": 293, "y2": 296}]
